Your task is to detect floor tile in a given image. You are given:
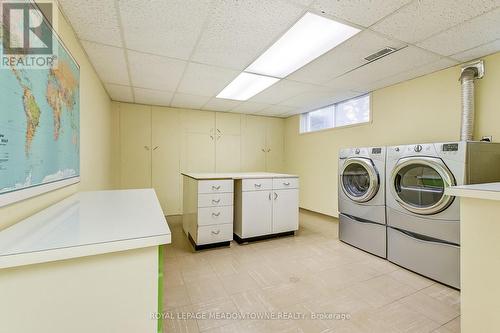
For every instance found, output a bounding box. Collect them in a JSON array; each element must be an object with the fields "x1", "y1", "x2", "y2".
[
  {"x1": 344, "y1": 274, "x2": 418, "y2": 308},
  {"x1": 399, "y1": 291, "x2": 460, "y2": 325},
  {"x1": 185, "y1": 276, "x2": 228, "y2": 304},
  {"x1": 192, "y1": 298, "x2": 239, "y2": 331}
]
